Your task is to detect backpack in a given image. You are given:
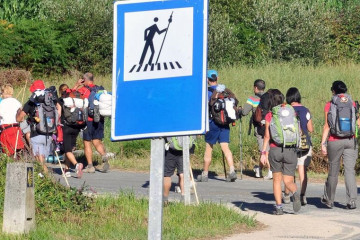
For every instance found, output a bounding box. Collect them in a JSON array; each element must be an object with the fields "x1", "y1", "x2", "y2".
[
  {"x1": 294, "y1": 107, "x2": 311, "y2": 152},
  {"x1": 269, "y1": 104, "x2": 300, "y2": 147},
  {"x1": 62, "y1": 91, "x2": 88, "y2": 127},
  {"x1": 165, "y1": 136, "x2": 195, "y2": 151},
  {"x1": 86, "y1": 85, "x2": 105, "y2": 122},
  {"x1": 254, "y1": 92, "x2": 270, "y2": 137},
  {"x1": 328, "y1": 93, "x2": 356, "y2": 138},
  {"x1": 209, "y1": 86, "x2": 239, "y2": 126},
  {"x1": 31, "y1": 88, "x2": 59, "y2": 135}
]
